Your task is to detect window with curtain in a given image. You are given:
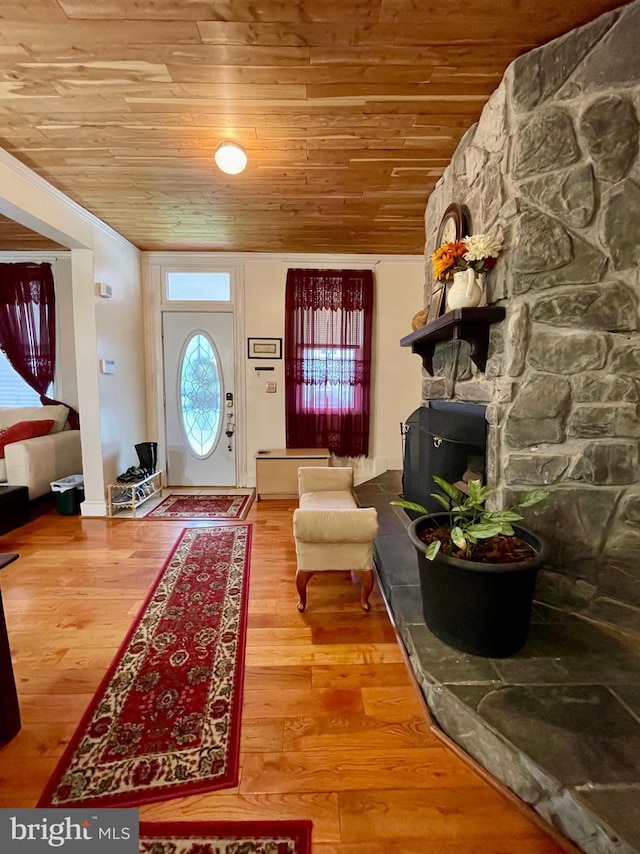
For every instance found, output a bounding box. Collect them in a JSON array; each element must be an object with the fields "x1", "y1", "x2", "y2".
[
  {"x1": 0, "y1": 348, "x2": 43, "y2": 405},
  {"x1": 0, "y1": 262, "x2": 55, "y2": 406},
  {"x1": 285, "y1": 268, "x2": 373, "y2": 458}
]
